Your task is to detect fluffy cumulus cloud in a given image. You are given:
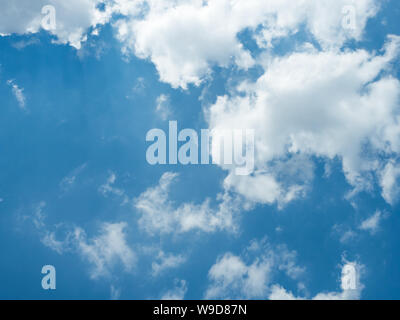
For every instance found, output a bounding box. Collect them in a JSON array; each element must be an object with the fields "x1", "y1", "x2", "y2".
[
  {"x1": 207, "y1": 35, "x2": 400, "y2": 206},
  {"x1": 0, "y1": 0, "x2": 380, "y2": 83},
  {"x1": 9, "y1": 0, "x2": 400, "y2": 299},
  {"x1": 254, "y1": 0, "x2": 378, "y2": 50},
  {"x1": 205, "y1": 253, "x2": 273, "y2": 299},
  {"x1": 115, "y1": 0, "x2": 256, "y2": 88},
  {"x1": 113, "y1": 0, "x2": 379, "y2": 88},
  {"x1": 134, "y1": 172, "x2": 241, "y2": 235},
  {"x1": 0, "y1": 0, "x2": 143, "y2": 49},
  {"x1": 205, "y1": 239, "x2": 304, "y2": 299},
  {"x1": 1, "y1": 0, "x2": 103, "y2": 48},
  {"x1": 5, "y1": 0, "x2": 394, "y2": 207}
]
